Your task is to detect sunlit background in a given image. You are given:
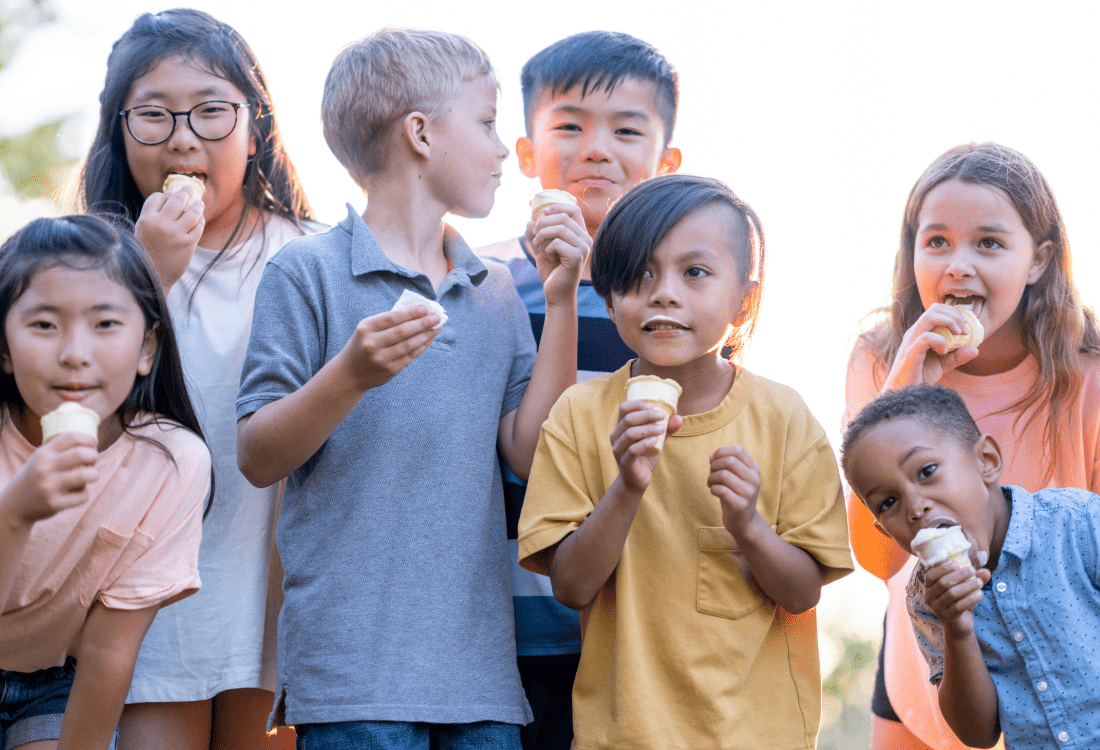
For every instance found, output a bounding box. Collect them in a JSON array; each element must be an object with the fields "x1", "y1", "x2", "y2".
[{"x1": 3, "y1": 0, "x2": 1099, "y2": 744}]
